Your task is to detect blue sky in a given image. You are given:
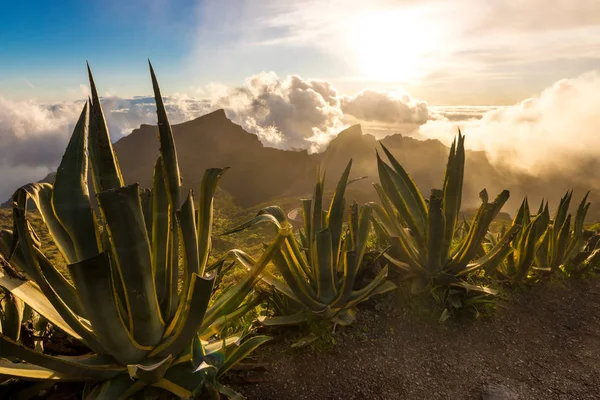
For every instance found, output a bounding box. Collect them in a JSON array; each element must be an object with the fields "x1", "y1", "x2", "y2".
[
  {"x1": 0, "y1": 0, "x2": 600, "y2": 200},
  {"x1": 2, "y1": 0, "x2": 598, "y2": 104},
  {"x1": 0, "y1": 0, "x2": 200, "y2": 99}
]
